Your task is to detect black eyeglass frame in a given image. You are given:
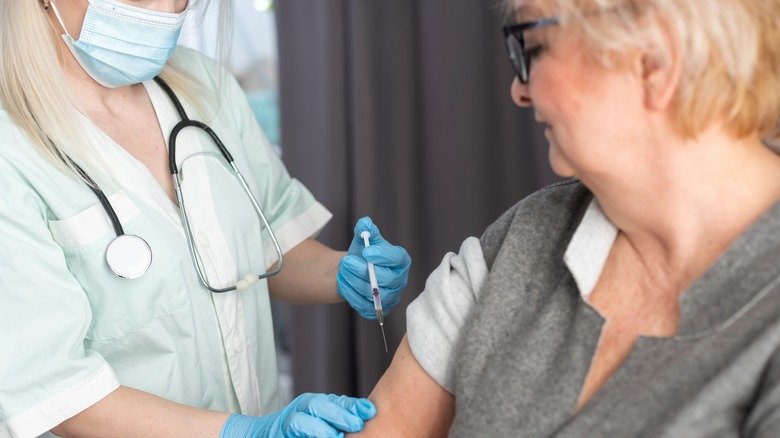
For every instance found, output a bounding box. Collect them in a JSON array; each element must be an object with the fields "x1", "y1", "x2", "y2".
[{"x1": 502, "y1": 17, "x2": 559, "y2": 83}]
